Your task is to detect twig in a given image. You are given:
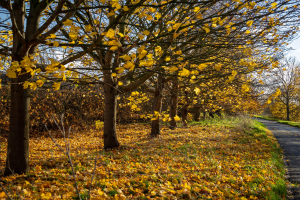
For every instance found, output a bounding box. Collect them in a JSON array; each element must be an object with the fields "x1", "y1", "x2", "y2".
[
  {"x1": 0, "y1": 179, "x2": 12, "y2": 200},
  {"x1": 45, "y1": 115, "x2": 82, "y2": 200},
  {"x1": 88, "y1": 155, "x2": 99, "y2": 199}
]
